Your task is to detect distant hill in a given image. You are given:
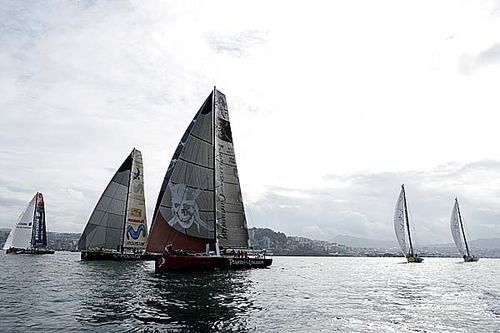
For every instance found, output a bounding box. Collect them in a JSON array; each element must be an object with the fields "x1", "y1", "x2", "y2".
[
  {"x1": 332, "y1": 235, "x2": 397, "y2": 249},
  {"x1": 429, "y1": 238, "x2": 500, "y2": 250}
]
